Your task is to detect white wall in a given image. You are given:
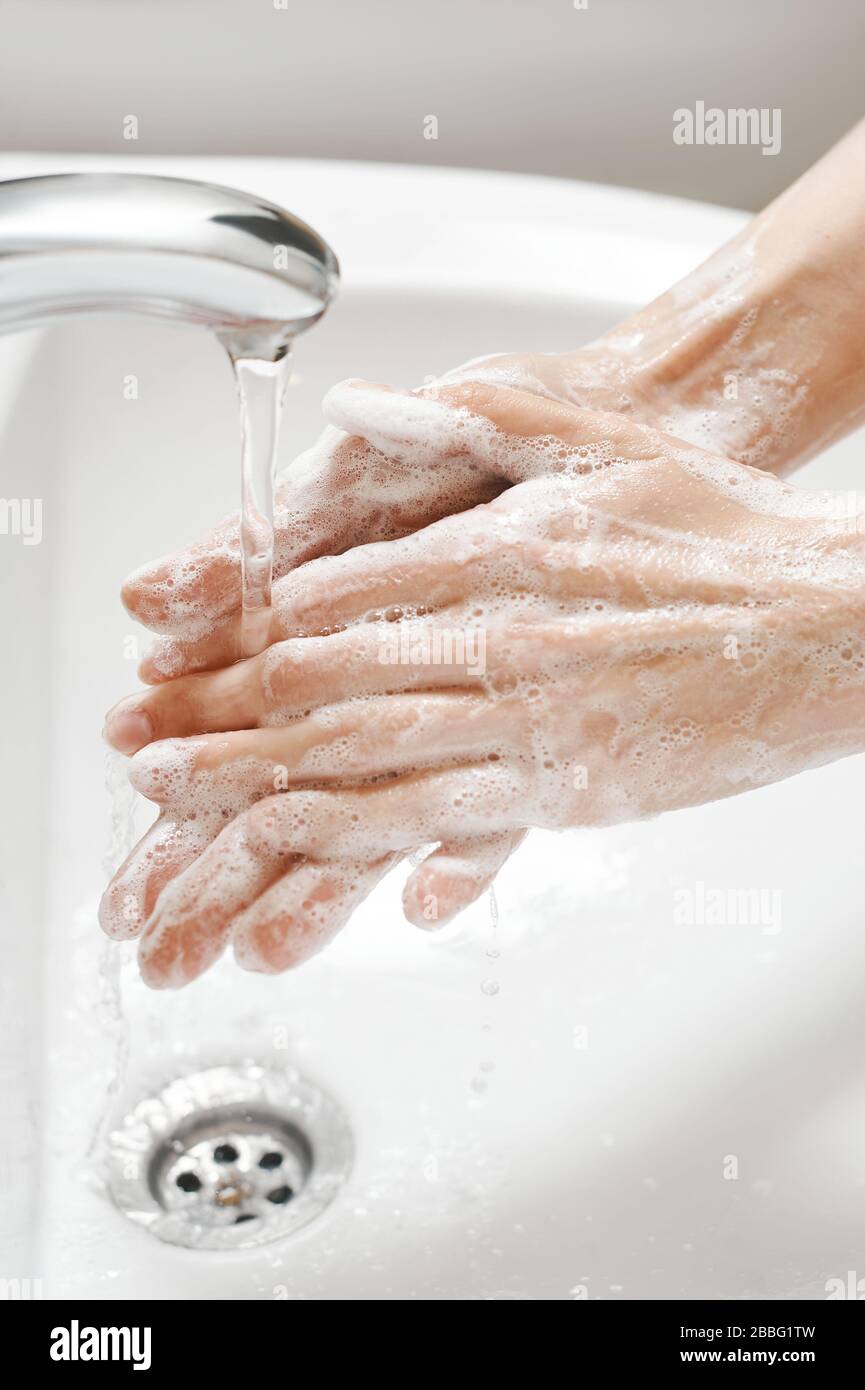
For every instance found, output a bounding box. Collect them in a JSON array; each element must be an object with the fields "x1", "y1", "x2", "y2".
[{"x1": 0, "y1": 0, "x2": 862, "y2": 211}]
